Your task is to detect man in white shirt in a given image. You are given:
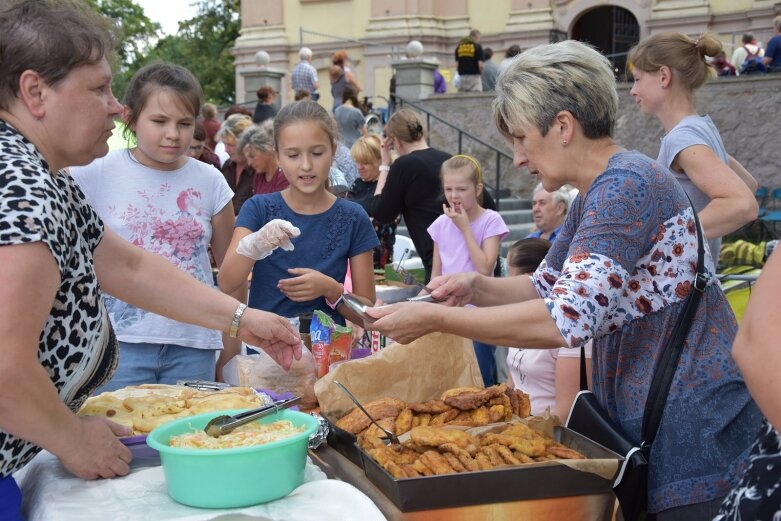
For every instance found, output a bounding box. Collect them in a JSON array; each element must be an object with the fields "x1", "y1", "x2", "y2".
[{"x1": 731, "y1": 33, "x2": 765, "y2": 72}]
